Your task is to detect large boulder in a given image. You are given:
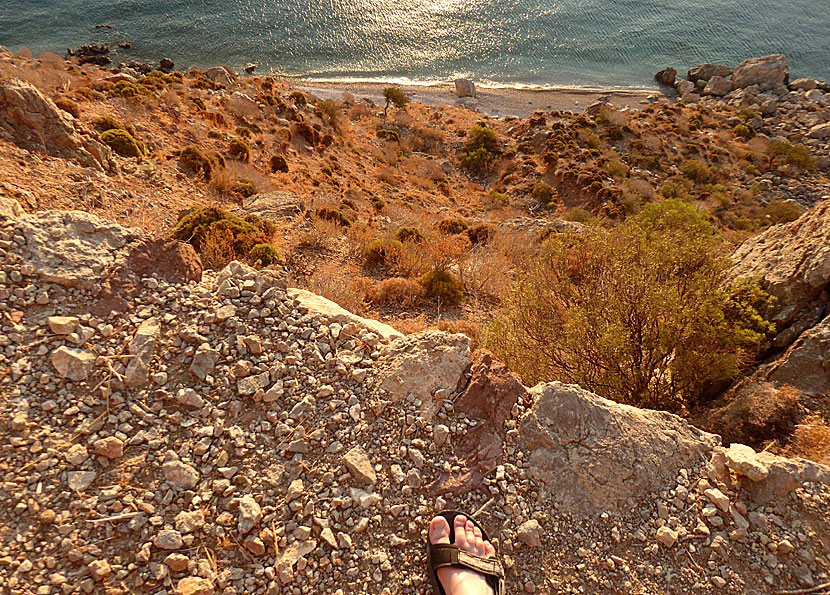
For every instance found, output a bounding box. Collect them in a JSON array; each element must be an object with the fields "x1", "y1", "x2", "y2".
[
  {"x1": 759, "y1": 317, "x2": 830, "y2": 396},
  {"x1": 703, "y1": 75, "x2": 732, "y2": 97},
  {"x1": 0, "y1": 78, "x2": 111, "y2": 170},
  {"x1": 454, "y1": 79, "x2": 476, "y2": 98},
  {"x1": 371, "y1": 331, "x2": 470, "y2": 413},
  {"x1": 729, "y1": 200, "x2": 830, "y2": 342},
  {"x1": 731, "y1": 54, "x2": 788, "y2": 89},
  {"x1": 654, "y1": 67, "x2": 677, "y2": 86},
  {"x1": 518, "y1": 382, "x2": 719, "y2": 514},
  {"x1": 687, "y1": 64, "x2": 732, "y2": 83},
  {"x1": 288, "y1": 288, "x2": 403, "y2": 343}
]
